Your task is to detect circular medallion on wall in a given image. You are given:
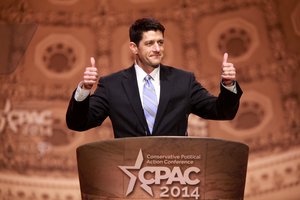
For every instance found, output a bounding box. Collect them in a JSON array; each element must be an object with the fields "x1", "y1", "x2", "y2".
[
  {"x1": 208, "y1": 18, "x2": 259, "y2": 62},
  {"x1": 34, "y1": 33, "x2": 86, "y2": 79},
  {"x1": 219, "y1": 90, "x2": 273, "y2": 136}
]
